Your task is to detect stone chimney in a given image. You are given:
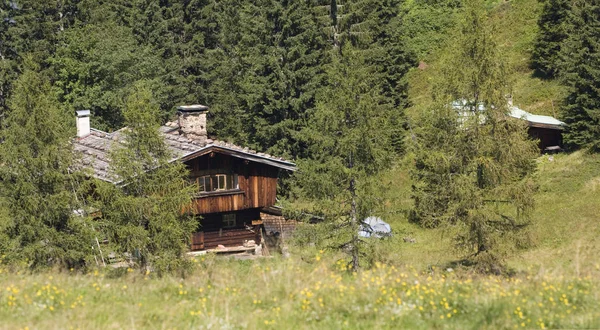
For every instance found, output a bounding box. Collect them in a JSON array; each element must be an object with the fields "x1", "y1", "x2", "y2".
[
  {"x1": 177, "y1": 104, "x2": 209, "y2": 141},
  {"x1": 76, "y1": 110, "x2": 91, "y2": 138}
]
